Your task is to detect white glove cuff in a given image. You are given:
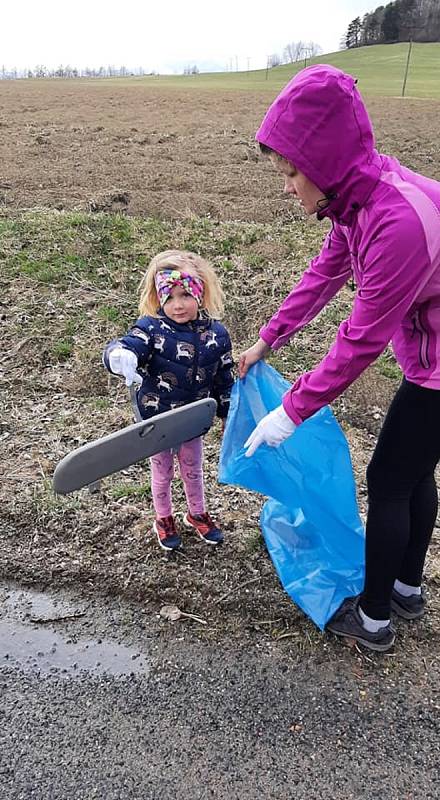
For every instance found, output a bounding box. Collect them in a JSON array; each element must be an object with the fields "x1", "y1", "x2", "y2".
[
  {"x1": 108, "y1": 346, "x2": 127, "y2": 375},
  {"x1": 274, "y1": 405, "x2": 296, "y2": 435}
]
